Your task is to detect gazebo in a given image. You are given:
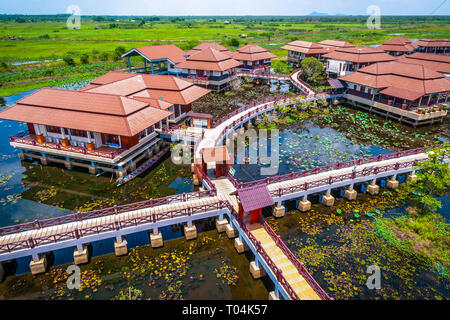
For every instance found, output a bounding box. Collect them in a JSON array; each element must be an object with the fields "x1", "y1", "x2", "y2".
[
  {"x1": 233, "y1": 184, "x2": 275, "y2": 224},
  {"x1": 187, "y1": 111, "x2": 213, "y2": 129},
  {"x1": 201, "y1": 146, "x2": 233, "y2": 178}
]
